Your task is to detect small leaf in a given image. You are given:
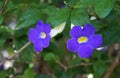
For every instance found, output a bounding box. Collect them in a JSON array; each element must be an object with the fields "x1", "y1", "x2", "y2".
[
  {"x1": 44, "y1": 53, "x2": 55, "y2": 61},
  {"x1": 69, "y1": 58, "x2": 81, "y2": 67},
  {"x1": 93, "y1": 60, "x2": 106, "y2": 78},
  {"x1": 23, "y1": 68, "x2": 34, "y2": 78},
  {"x1": 52, "y1": 74, "x2": 58, "y2": 78}
]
